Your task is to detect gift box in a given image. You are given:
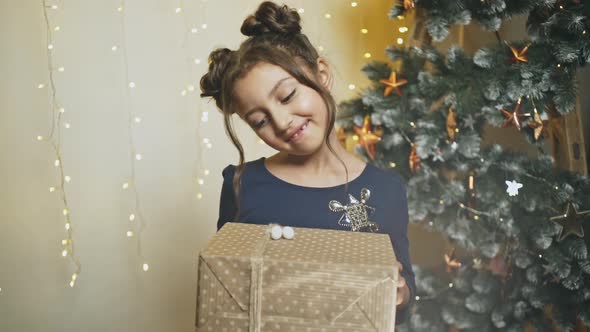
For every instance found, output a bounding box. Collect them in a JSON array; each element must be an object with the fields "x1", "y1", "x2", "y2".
[{"x1": 195, "y1": 222, "x2": 399, "y2": 332}]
